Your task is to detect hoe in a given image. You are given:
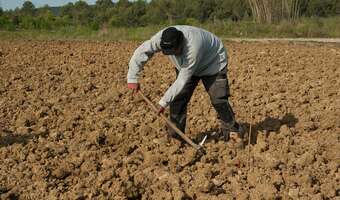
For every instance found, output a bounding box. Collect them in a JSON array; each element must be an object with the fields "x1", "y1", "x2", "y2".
[{"x1": 138, "y1": 90, "x2": 207, "y2": 152}]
